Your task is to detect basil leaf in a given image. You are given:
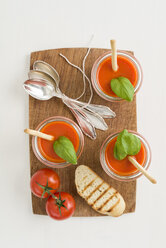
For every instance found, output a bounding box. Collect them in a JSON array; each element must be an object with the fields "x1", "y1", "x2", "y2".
[
  {"x1": 114, "y1": 142, "x2": 127, "y2": 160},
  {"x1": 53, "y1": 136, "x2": 77, "y2": 164},
  {"x1": 111, "y1": 77, "x2": 134, "y2": 101},
  {"x1": 122, "y1": 131, "x2": 141, "y2": 155},
  {"x1": 114, "y1": 129, "x2": 141, "y2": 160}
]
